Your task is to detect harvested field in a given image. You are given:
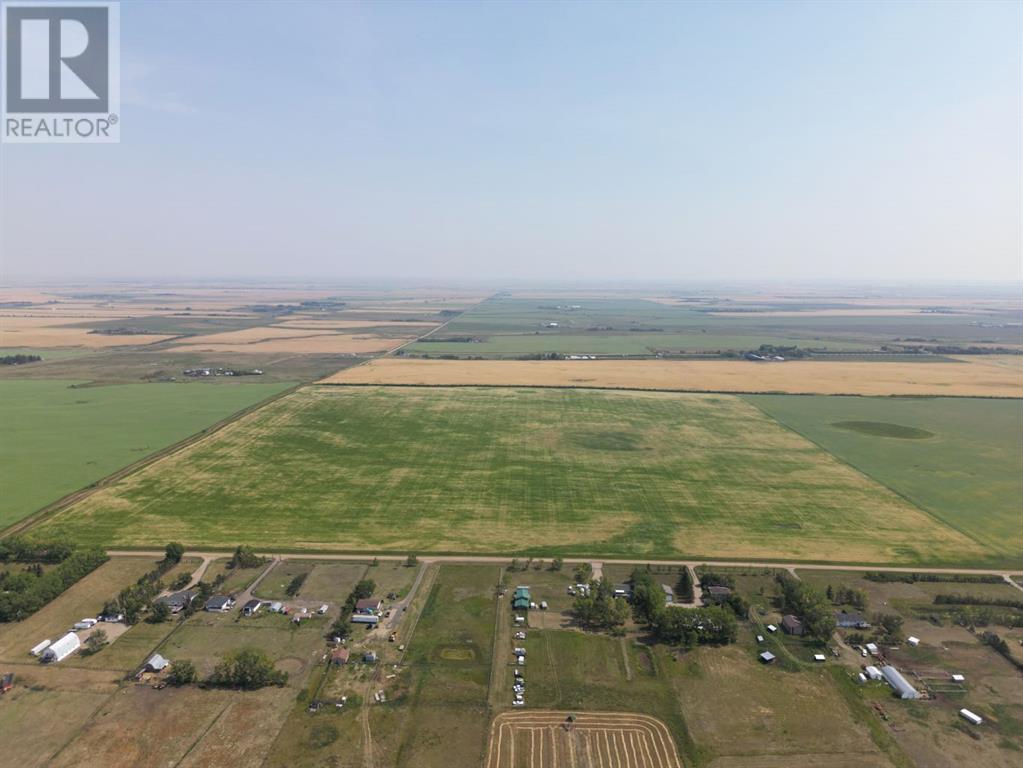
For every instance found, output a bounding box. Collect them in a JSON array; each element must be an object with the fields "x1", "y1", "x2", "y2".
[
  {"x1": 173, "y1": 332, "x2": 413, "y2": 355},
  {"x1": 34, "y1": 386, "x2": 990, "y2": 565},
  {"x1": 485, "y1": 711, "x2": 682, "y2": 768},
  {"x1": 0, "y1": 315, "x2": 173, "y2": 348},
  {"x1": 319, "y1": 357, "x2": 1023, "y2": 397}
]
